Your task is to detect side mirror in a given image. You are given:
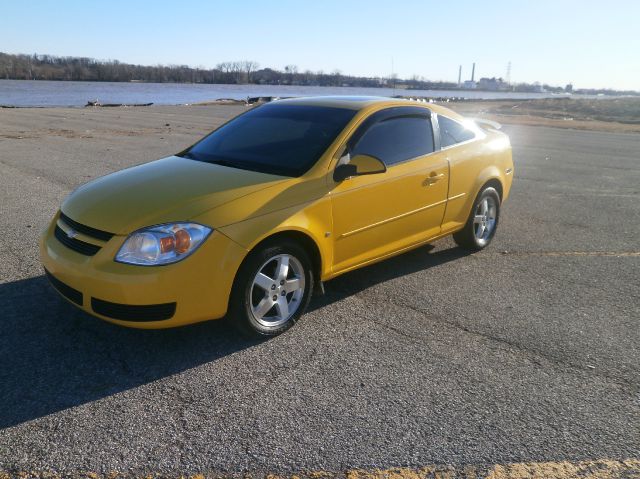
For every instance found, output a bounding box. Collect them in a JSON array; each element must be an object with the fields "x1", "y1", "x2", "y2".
[{"x1": 333, "y1": 154, "x2": 386, "y2": 182}]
